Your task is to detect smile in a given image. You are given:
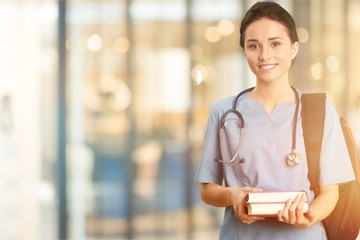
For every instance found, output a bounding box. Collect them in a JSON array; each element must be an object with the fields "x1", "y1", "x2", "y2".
[{"x1": 259, "y1": 64, "x2": 277, "y2": 70}]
